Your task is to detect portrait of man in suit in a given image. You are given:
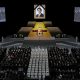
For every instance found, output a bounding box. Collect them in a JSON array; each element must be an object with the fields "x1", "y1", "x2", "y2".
[
  {"x1": 34, "y1": 5, "x2": 45, "y2": 19},
  {"x1": 36, "y1": 8, "x2": 44, "y2": 17}
]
